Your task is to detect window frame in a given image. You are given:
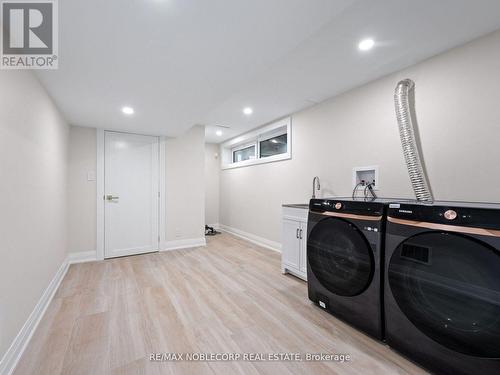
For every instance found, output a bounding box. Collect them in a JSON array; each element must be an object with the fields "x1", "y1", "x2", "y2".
[
  {"x1": 258, "y1": 129, "x2": 288, "y2": 159},
  {"x1": 231, "y1": 141, "x2": 257, "y2": 163},
  {"x1": 220, "y1": 117, "x2": 291, "y2": 169}
]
